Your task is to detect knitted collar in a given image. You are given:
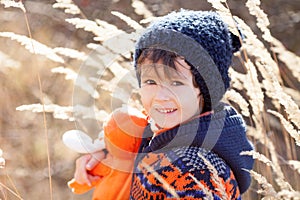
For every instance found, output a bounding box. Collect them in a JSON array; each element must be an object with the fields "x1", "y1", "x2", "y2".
[
  {"x1": 149, "y1": 111, "x2": 213, "y2": 136},
  {"x1": 138, "y1": 104, "x2": 254, "y2": 194},
  {"x1": 142, "y1": 105, "x2": 243, "y2": 151}
]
